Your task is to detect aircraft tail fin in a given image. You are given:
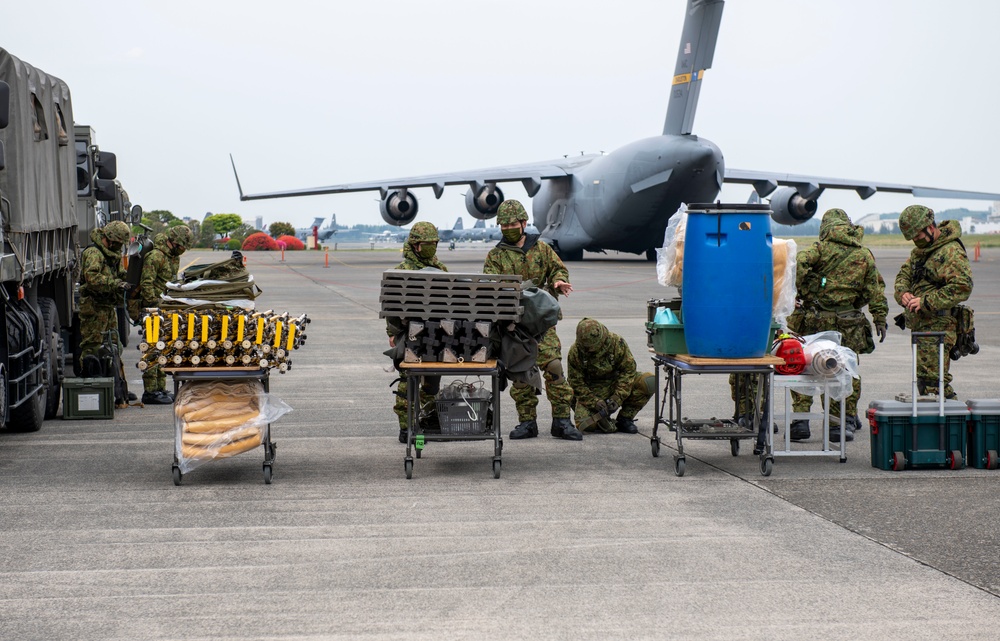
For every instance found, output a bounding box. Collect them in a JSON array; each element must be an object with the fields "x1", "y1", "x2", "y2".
[
  {"x1": 453, "y1": 217, "x2": 464, "y2": 230},
  {"x1": 473, "y1": 219, "x2": 485, "y2": 229},
  {"x1": 662, "y1": 0, "x2": 726, "y2": 136}
]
